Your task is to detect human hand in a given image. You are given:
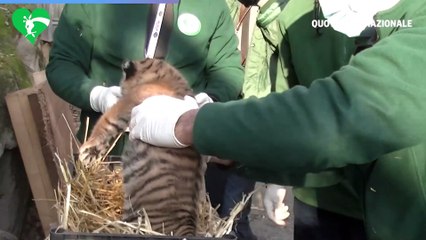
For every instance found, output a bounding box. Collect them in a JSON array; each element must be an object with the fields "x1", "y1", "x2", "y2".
[
  {"x1": 263, "y1": 184, "x2": 290, "y2": 226},
  {"x1": 129, "y1": 95, "x2": 199, "y2": 148},
  {"x1": 194, "y1": 92, "x2": 214, "y2": 107},
  {"x1": 90, "y1": 86, "x2": 122, "y2": 113}
]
